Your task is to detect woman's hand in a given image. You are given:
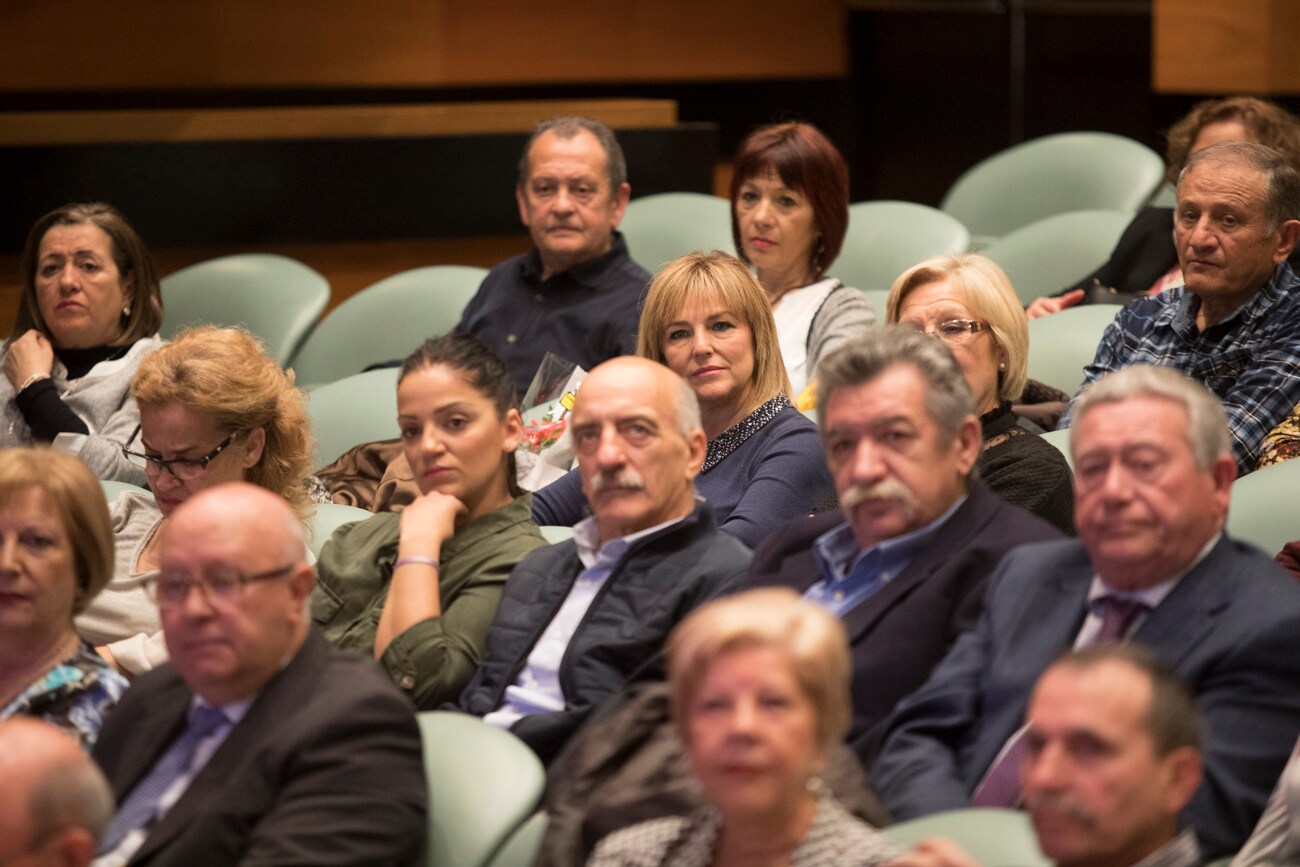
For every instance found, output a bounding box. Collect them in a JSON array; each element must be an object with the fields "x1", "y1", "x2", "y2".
[
  {"x1": 4, "y1": 330, "x2": 55, "y2": 391},
  {"x1": 1026, "y1": 288, "x2": 1085, "y2": 320},
  {"x1": 375, "y1": 489, "x2": 466, "y2": 661},
  {"x1": 397, "y1": 489, "x2": 466, "y2": 559}
]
